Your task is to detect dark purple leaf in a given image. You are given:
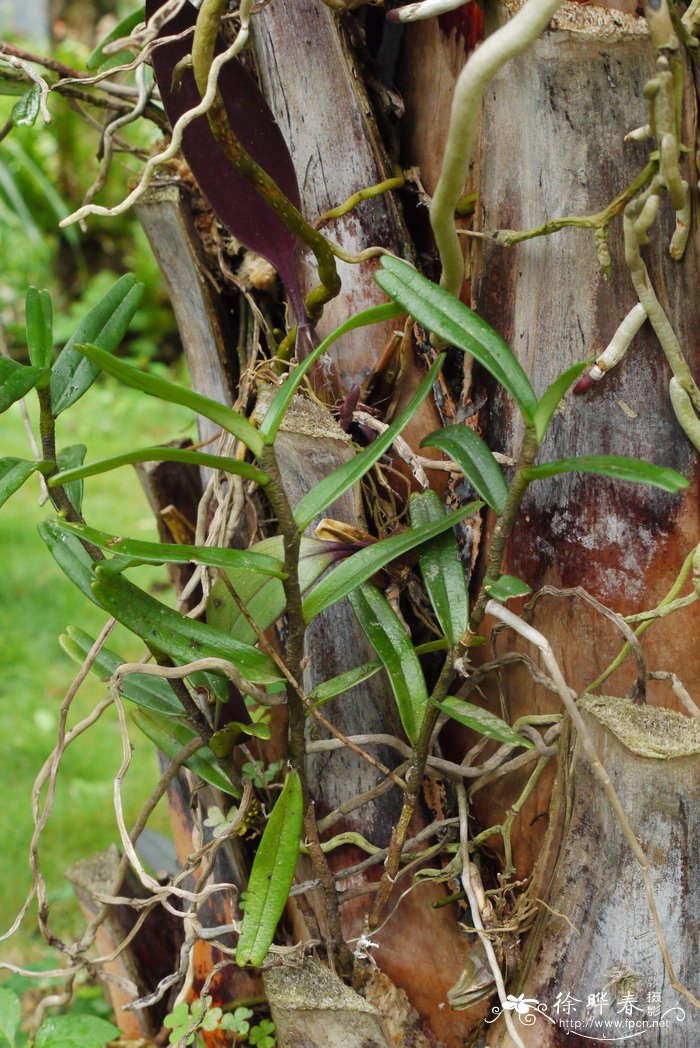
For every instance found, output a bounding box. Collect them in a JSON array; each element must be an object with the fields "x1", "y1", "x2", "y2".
[{"x1": 146, "y1": 0, "x2": 307, "y2": 321}]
